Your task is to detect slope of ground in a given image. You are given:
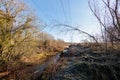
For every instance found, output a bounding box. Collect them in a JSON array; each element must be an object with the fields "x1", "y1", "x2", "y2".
[{"x1": 40, "y1": 44, "x2": 120, "y2": 80}]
